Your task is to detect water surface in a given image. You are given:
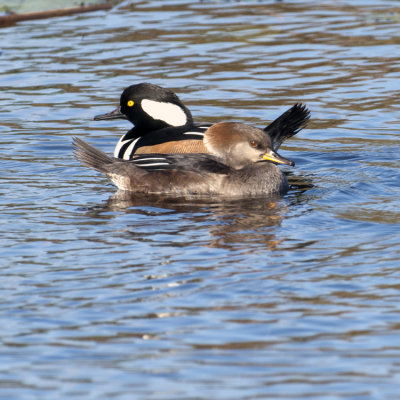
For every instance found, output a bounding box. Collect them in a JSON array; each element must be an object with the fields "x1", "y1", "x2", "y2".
[{"x1": 1, "y1": 1, "x2": 400, "y2": 399}]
